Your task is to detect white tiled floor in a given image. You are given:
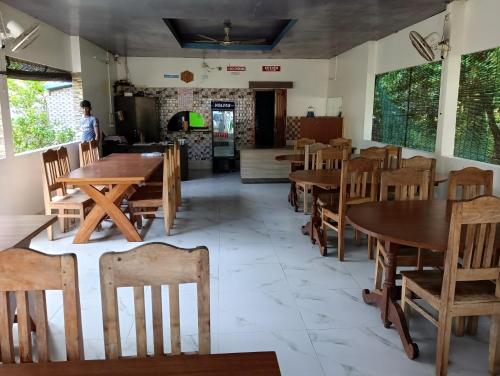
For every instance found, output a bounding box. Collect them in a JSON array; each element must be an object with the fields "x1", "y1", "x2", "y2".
[{"x1": 30, "y1": 172, "x2": 490, "y2": 375}]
